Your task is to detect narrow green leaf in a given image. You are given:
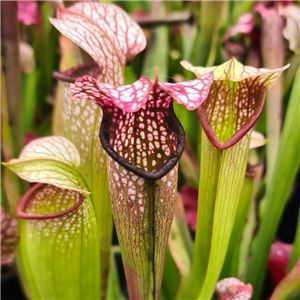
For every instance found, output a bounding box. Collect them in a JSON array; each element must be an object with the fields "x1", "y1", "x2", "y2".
[
  {"x1": 221, "y1": 174, "x2": 254, "y2": 279},
  {"x1": 245, "y1": 66, "x2": 300, "y2": 299},
  {"x1": 141, "y1": 2, "x2": 169, "y2": 80},
  {"x1": 22, "y1": 70, "x2": 38, "y2": 133},
  {"x1": 239, "y1": 163, "x2": 264, "y2": 278},
  {"x1": 161, "y1": 248, "x2": 180, "y2": 300},
  {"x1": 106, "y1": 246, "x2": 126, "y2": 300},
  {"x1": 168, "y1": 194, "x2": 194, "y2": 299},
  {"x1": 178, "y1": 144, "x2": 199, "y2": 188},
  {"x1": 197, "y1": 133, "x2": 251, "y2": 300},
  {"x1": 182, "y1": 132, "x2": 251, "y2": 300},
  {"x1": 169, "y1": 194, "x2": 193, "y2": 276},
  {"x1": 191, "y1": 1, "x2": 226, "y2": 67},
  {"x1": 19, "y1": 184, "x2": 100, "y2": 299},
  {"x1": 1, "y1": 69, "x2": 23, "y2": 214}
]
